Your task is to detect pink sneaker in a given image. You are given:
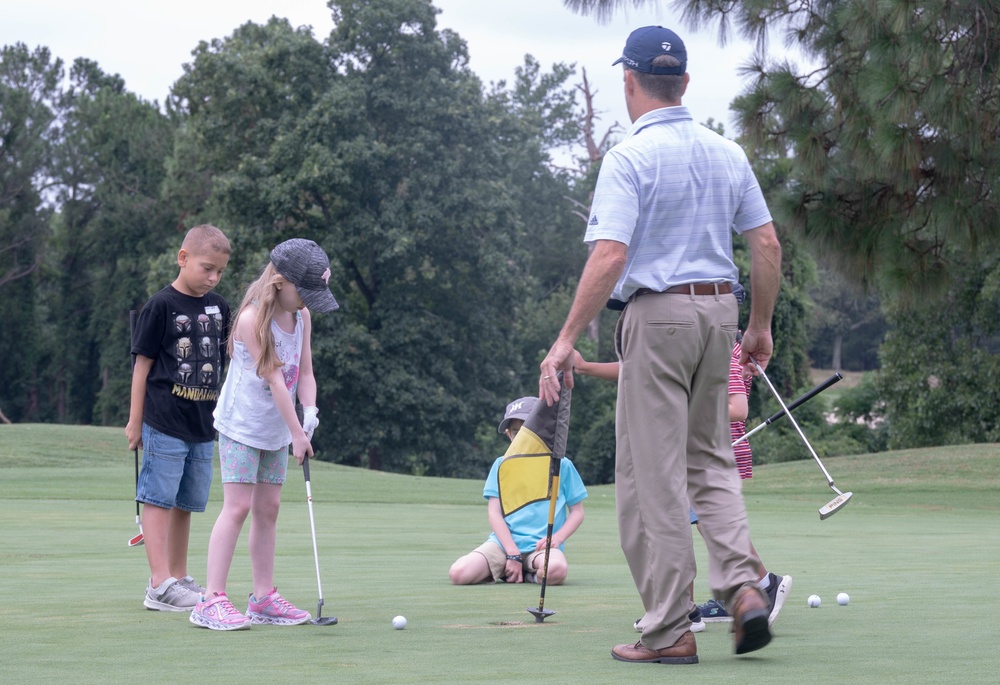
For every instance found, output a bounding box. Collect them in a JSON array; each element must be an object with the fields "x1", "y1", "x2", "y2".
[
  {"x1": 246, "y1": 587, "x2": 311, "y2": 626},
  {"x1": 190, "y1": 592, "x2": 251, "y2": 631}
]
